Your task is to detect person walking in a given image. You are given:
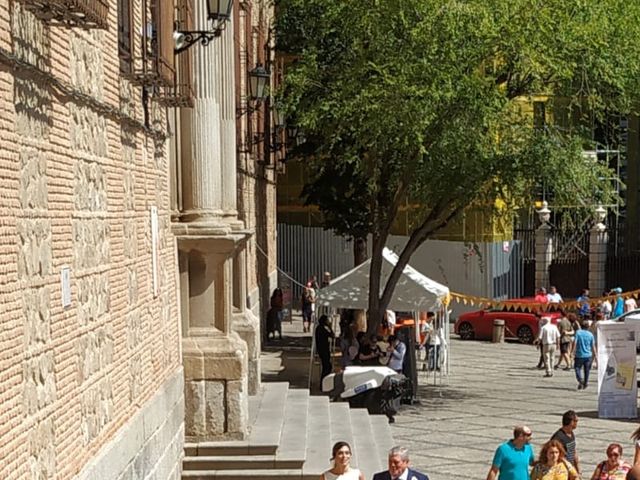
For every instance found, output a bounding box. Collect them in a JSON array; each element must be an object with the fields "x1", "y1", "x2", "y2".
[
  {"x1": 372, "y1": 446, "x2": 429, "y2": 480},
  {"x1": 486, "y1": 425, "x2": 535, "y2": 480},
  {"x1": 301, "y1": 282, "x2": 316, "y2": 333},
  {"x1": 555, "y1": 311, "x2": 574, "y2": 370},
  {"x1": 315, "y1": 315, "x2": 335, "y2": 382},
  {"x1": 573, "y1": 320, "x2": 596, "y2": 390},
  {"x1": 530, "y1": 439, "x2": 578, "y2": 480},
  {"x1": 321, "y1": 441, "x2": 365, "y2": 480},
  {"x1": 590, "y1": 443, "x2": 632, "y2": 480},
  {"x1": 550, "y1": 411, "x2": 580, "y2": 476},
  {"x1": 537, "y1": 317, "x2": 560, "y2": 377}
]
